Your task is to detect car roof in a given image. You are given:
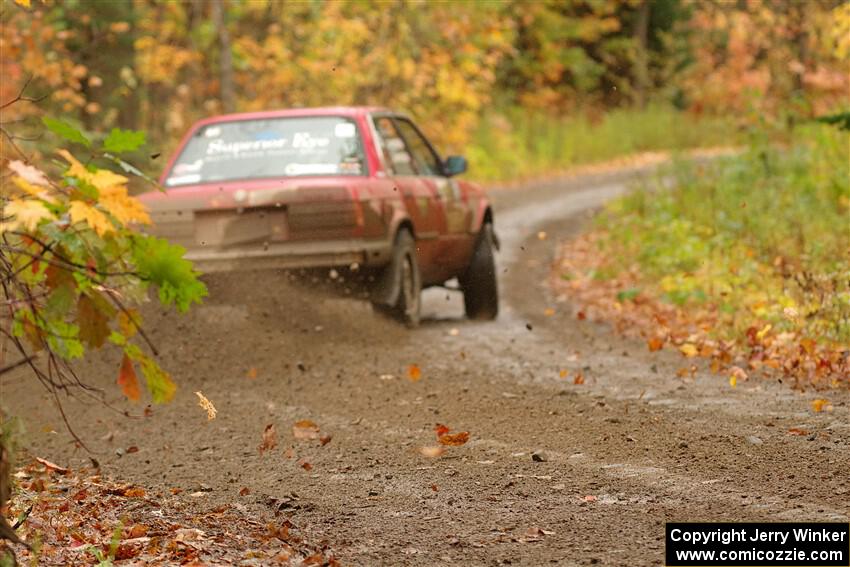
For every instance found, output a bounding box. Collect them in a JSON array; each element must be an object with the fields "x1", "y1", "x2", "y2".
[{"x1": 193, "y1": 106, "x2": 393, "y2": 126}]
